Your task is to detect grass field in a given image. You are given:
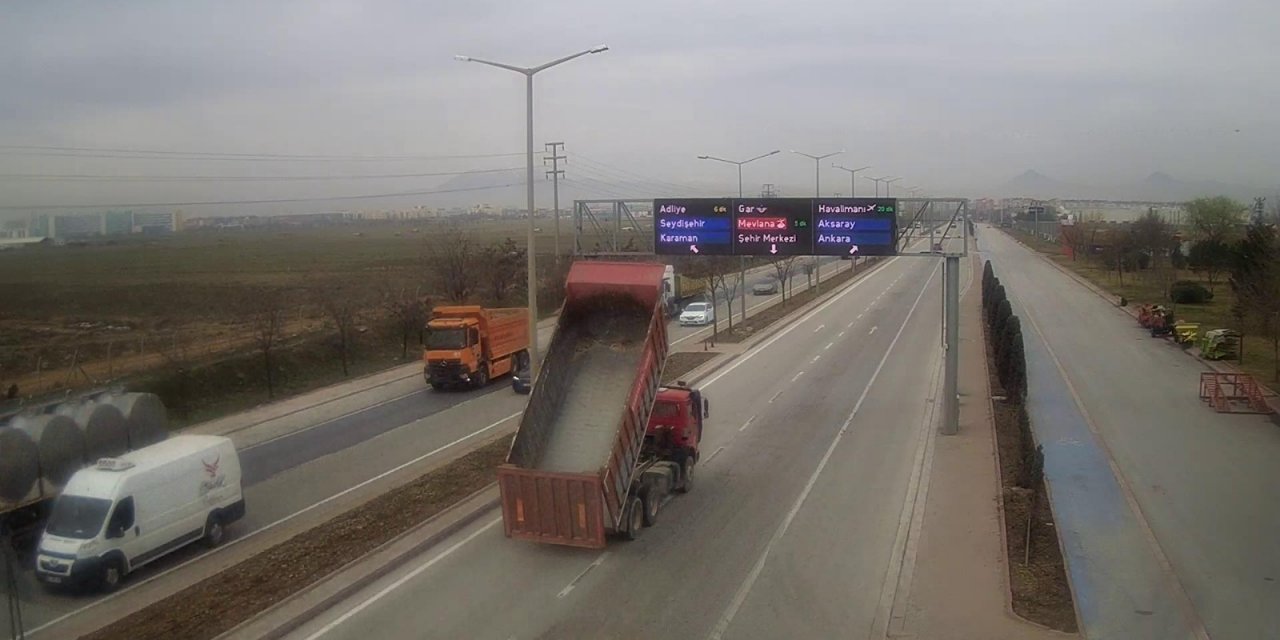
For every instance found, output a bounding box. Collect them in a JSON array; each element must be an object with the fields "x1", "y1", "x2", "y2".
[
  {"x1": 1006, "y1": 228, "x2": 1279, "y2": 384},
  {"x1": 0, "y1": 216, "x2": 653, "y2": 397}
]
